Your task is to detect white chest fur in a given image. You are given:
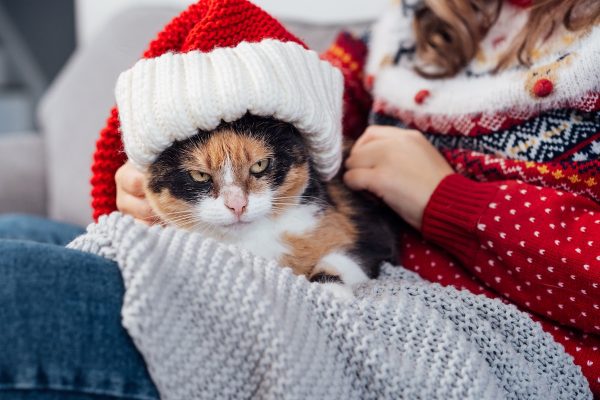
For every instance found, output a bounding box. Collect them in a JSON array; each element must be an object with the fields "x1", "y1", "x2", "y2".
[
  {"x1": 219, "y1": 204, "x2": 321, "y2": 261},
  {"x1": 195, "y1": 202, "x2": 369, "y2": 298}
]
